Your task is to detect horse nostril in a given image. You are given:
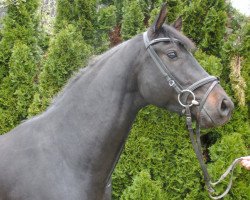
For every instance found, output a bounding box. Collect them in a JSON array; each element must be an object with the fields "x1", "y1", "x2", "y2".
[
  {"x1": 220, "y1": 99, "x2": 232, "y2": 117},
  {"x1": 221, "y1": 100, "x2": 227, "y2": 111}
]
